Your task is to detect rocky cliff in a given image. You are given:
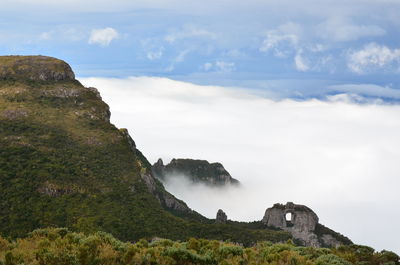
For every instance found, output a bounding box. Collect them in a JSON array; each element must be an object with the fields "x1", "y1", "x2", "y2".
[{"x1": 152, "y1": 158, "x2": 239, "y2": 186}]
